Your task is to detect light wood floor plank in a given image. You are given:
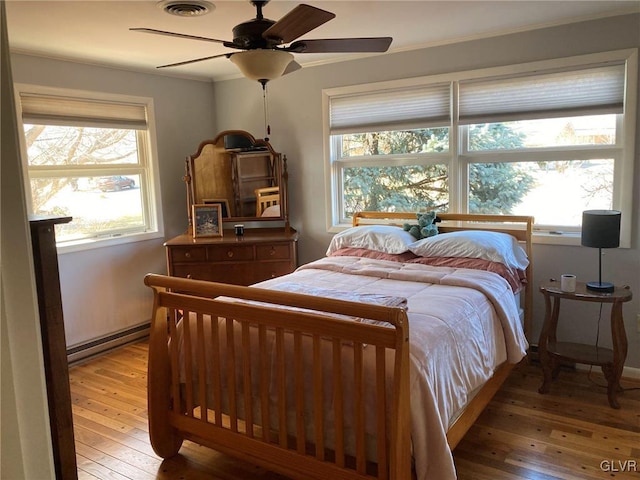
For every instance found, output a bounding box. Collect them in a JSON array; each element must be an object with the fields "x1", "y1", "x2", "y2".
[
  {"x1": 72, "y1": 393, "x2": 149, "y2": 430},
  {"x1": 76, "y1": 453, "x2": 130, "y2": 480},
  {"x1": 70, "y1": 340, "x2": 640, "y2": 479},
  {"x1": 75, "y1": 443, "x2": 156, "y2": 480}
]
